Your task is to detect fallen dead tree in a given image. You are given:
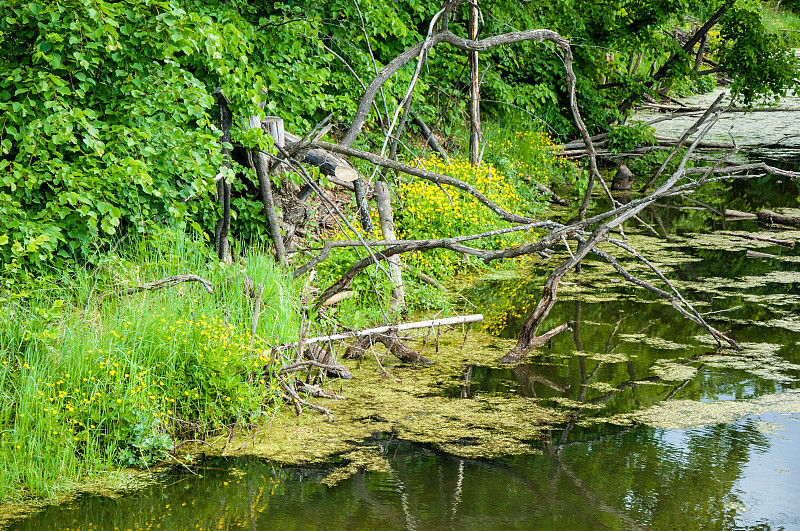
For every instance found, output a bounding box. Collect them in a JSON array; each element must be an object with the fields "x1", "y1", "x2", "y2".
[
  {"x1": 279, "y1": 314, "x2": 484, "y2": 350},
  {"x1": 757, "y1": 209, "x2": 800, "y2": 229},
  {"x1": 123, "y1": 274, "x2": 214, "y2": 295},
  {"x1": 302, "y1": 94, "x2": 800, "y2": 363},
  {"x1": 248, "y1": 1, "x2": 800, "y2": 371},
  {"x1": 270, "y1": 314, "x2": 484, "y2": 416}
]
